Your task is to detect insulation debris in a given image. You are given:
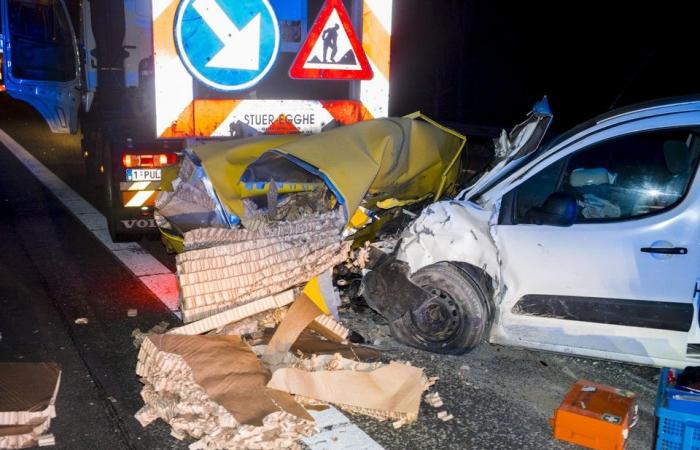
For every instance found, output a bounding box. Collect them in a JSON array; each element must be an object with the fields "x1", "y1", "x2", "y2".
[
  {"x1": 168, "y1": 290, "x2": 296, "y2": 336},
  {"x1": 135, "y1": 335, "x2": 315, "y2": 449},
  {"x1": 241, "y1": 185, "x2": 332, "y2": 230},
  {"x1": 437, "y1": 411, "x2": 454, "y2": 422},
  {"x1": 425, "y1": 392, "x2": 444, "y2": 408},
  {"x1": 176, "y1": 210, "x2": 351, "y2": 322},
  {"x1": 392, "y1": 418, "x2": 407, "y2": 429},
  {"x1": 308, "y1": 314, "x2": 350, "y2": 343},
  {"x1": 36, "y1": 433, "x2": 55, "y2": 447},
  {"x1": 0, "y1": 363, "x2": 61, "y2": 449},
  {"x1": 135, "y1": 288, "x2": 431, "y2": 447},
  {"x1": 132, "y1": 320, "x2": 171, "y2": 348}
]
